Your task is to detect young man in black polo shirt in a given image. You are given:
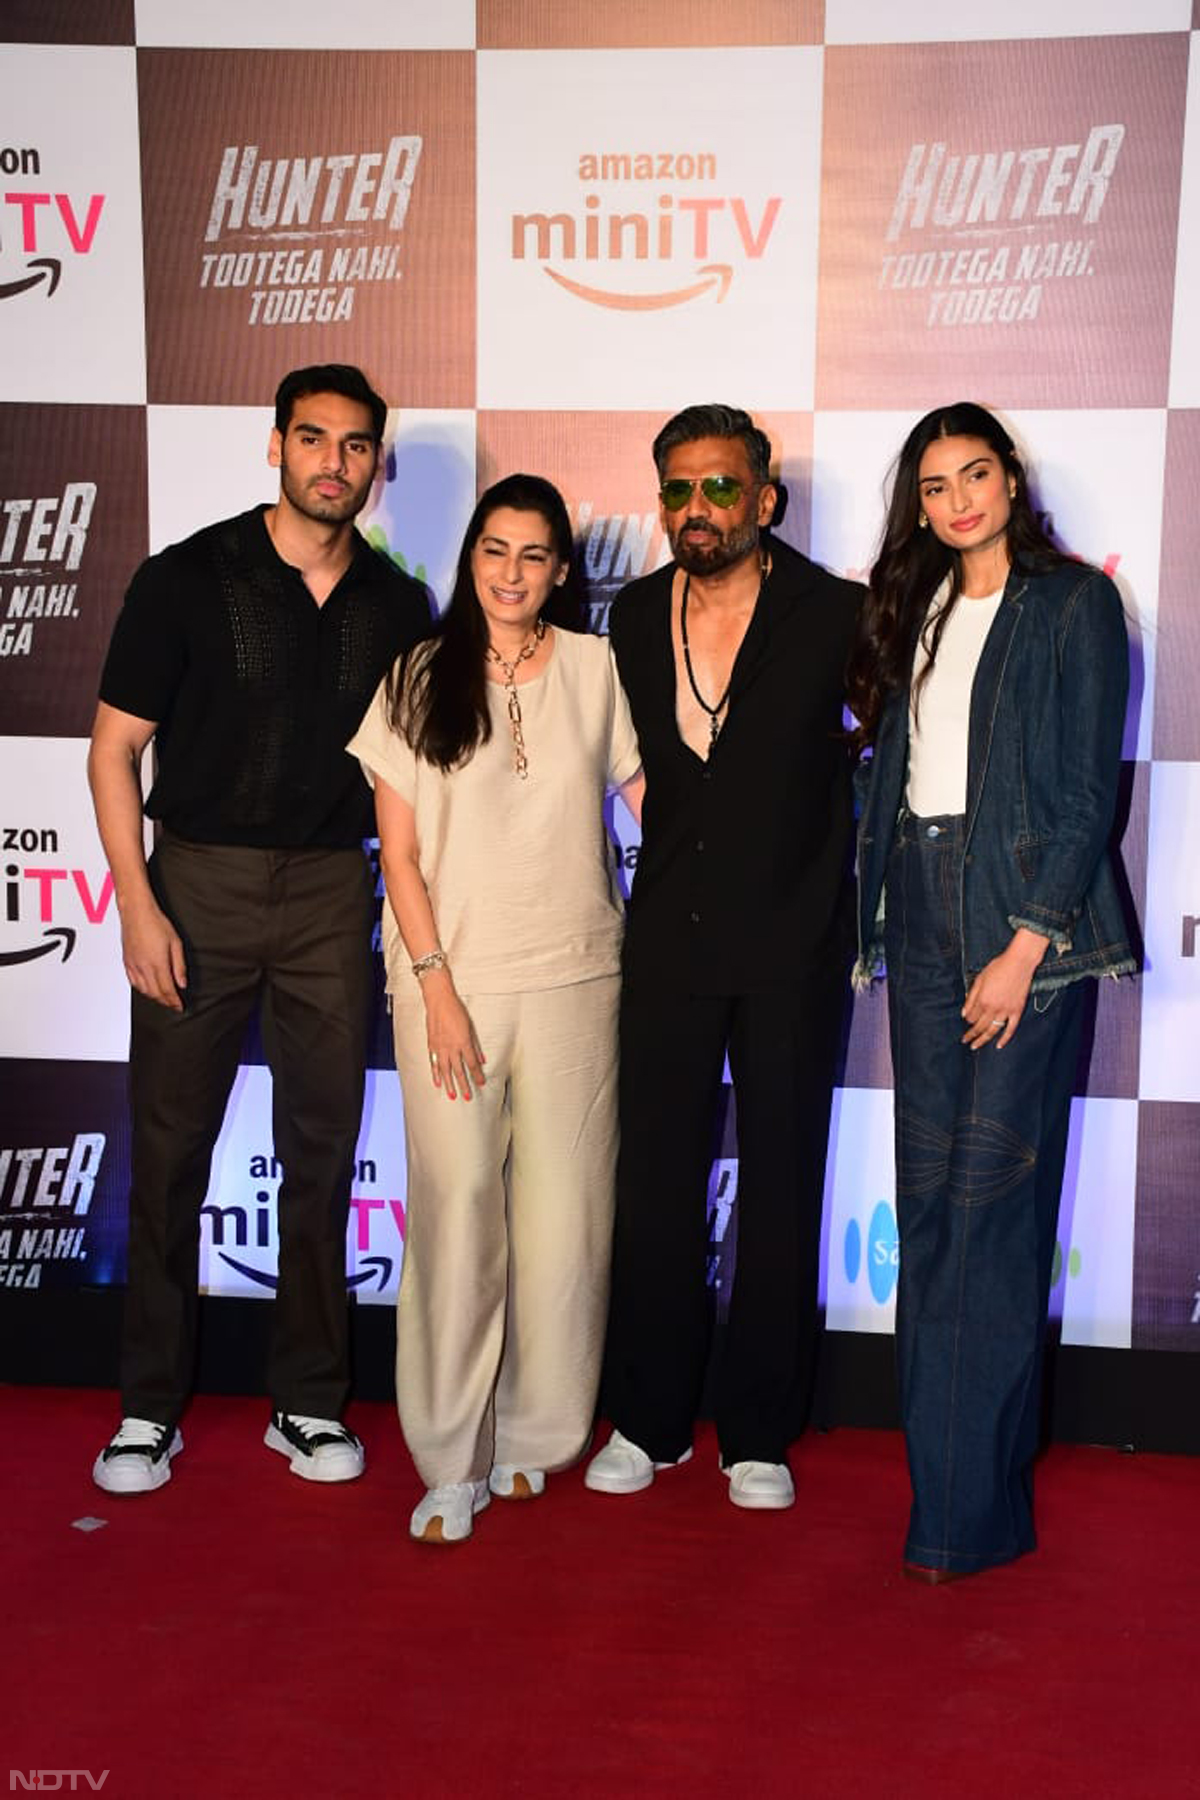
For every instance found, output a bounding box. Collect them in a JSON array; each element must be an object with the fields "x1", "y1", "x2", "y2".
[
  {"x1": 89, "y1": 364, "x2": 430, "y2": 1494},
  {"x1": 587, "y1": 404, "x2": 862, "y2": 1512}
]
